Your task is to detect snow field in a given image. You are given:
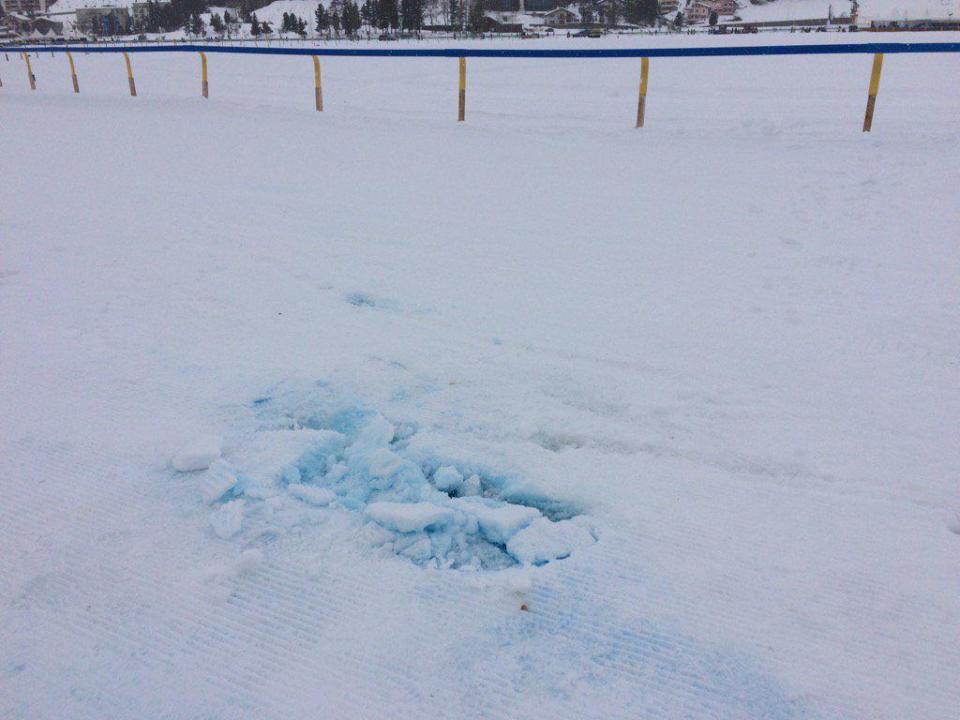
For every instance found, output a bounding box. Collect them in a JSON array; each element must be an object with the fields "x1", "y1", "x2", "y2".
[{"x1": 2, "y1": 33, "x2": 959, "y2": 720}]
